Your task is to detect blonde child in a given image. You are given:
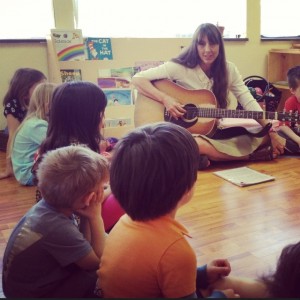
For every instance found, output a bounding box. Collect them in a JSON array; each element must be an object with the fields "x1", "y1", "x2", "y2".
[
  {"x1": 2, "y1": 145, "x2": 109, "y2": 297},
  {"x1": 34, "y1": 81, "x2": 124, "y2": 232},
  {"x1": 11, "y1": 82, "x2": 56, "y2": 185}
]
